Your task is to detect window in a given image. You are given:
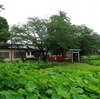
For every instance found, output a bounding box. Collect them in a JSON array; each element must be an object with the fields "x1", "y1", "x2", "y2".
[
  {"x1": 27, "y1": 52, "x2": 30, "y2": 56},
  {"x1": 14, "y1": 52, "x2": 26, "y2": 58},
  {"x1": 31, "y1": 51, "x2": 34, "y2": 55},
  {"x1": 0, "y1": 52, "x2": 9, "y2": 58}
]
